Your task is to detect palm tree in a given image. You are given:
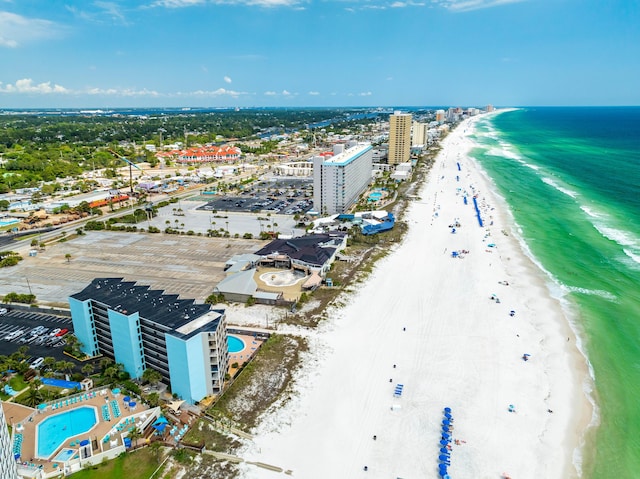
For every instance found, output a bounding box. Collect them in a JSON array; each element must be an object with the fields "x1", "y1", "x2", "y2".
[
  {"x1": 25, "y1": 385, "x2": 43, "y2": 407},
  {"x1": 142, "y1": 368, "x2": 162, "y2": 387},
  {"x1": 65, "y1": 253, "x2": 72, "y2": 263},
  {"x1": 43, "y1": 357, "x2": 56, "y2": 372},
  {"x1": 99, "y1": 357, "x2": 114, "y2": 372},
  {"x1": 81, "y1": 363, "x2": 94, "y2": 376},
  {"x1": 62, "y1": 361, "x2": 76, "y2": 377}
]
